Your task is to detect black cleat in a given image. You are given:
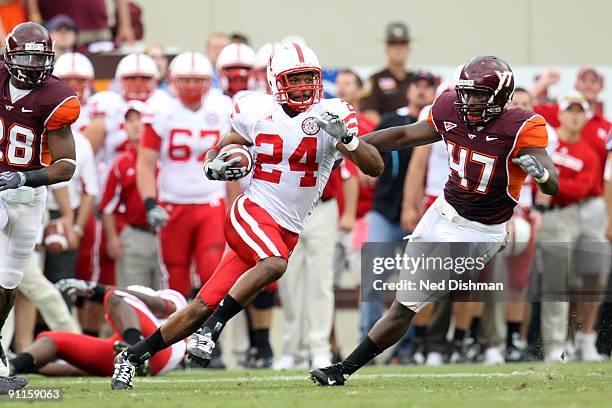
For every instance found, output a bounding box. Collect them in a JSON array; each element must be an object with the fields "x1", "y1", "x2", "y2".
[
  {"x1": 0, "y1": 376, "x2": 28, "y2": 395},
  {"x1": 309, "y1": 363, "x2": 349, "y2": 386},
  {"x1": 242, "y1": 347, "x2": 273, "y2": 369},
  {"x1": 186, "y1": 327, "x2": 215, "y2": 368},
  {"x1": 111, "y1": 351, "x2": 136, "y2": 390}
]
